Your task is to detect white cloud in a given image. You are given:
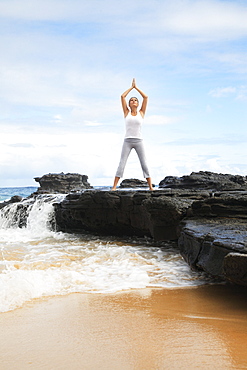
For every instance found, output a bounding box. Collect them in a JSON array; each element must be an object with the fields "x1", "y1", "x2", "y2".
[
  {"x1": 236, "y1": 86, "x2": 247, "y2": 101},
  {"x1": 209, "y1": 85, "x2": 247, "y2": 100},
  {"x1": 205, "y1": 158, "x2": 224, "y2": 173},
  {"x1": 0, "y1": 0, "x2": 133, "y2": 21},
  {"x1": 8, "y1": 143, "x2": 34, "y2": 148},
  {"x1": 84, "y1": 121, "x2": 103, "y2": 127},
  {"x1": 209, "y1": 52, "x2": 247, "y2": 74},
  {"x1": 1, "y1": 0, "x2": 247, "y2": 41},
  {"x1": 0, "y1": 125, "x2": 123, "y2": 185},
  {"x1": 161, "y1": 0, "x2": 247, "y2": 39},
  {"x1": 145, "y1": 115, "x2": 178, "y2": 126},
  {"x1": 209, "y1": 87, "x2": 236, "y2": 98}
]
